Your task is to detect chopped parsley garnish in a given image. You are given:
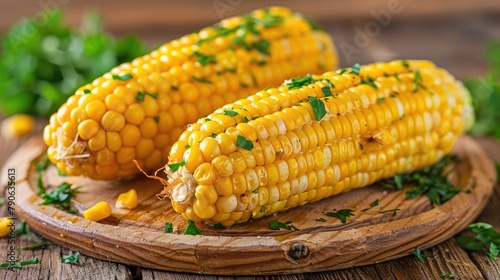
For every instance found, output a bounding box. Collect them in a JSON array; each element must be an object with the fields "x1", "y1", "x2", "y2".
[
  {"x1": 253, "y1": 39, "x2": 271, "y2": 55},
  {"x1": 0, "y1": 256, "x2": 40, "y2": 269},
  {"x1": 18, "y1": 241, "x2": 50, "y2": 251},
  {"x1": 36, "y1": 154, "x2": 50, "y2": 173},
  {"x1": 268, "y1": 219, "x2": 299, "y2": 230},
  {"x1": 171, "y1": 85, "x2": 178, "y2": 91},
  {"x1": 315, "y1": 218, "x2": 327, "y2": 222},
  {"x1": 184, "y1": 144, "x2": 190, "y2": 149},
  {"x1": 391, "y1": 91, "x2": 399, "y2": 98},
  {"x1": 377, "y1": 97, "x2": 385, "y2": 103},
  {"x1": 192, "y1": 51, "x2": 216, "y2": 66},
  {"x1": 394, "y1": 73, "x2": 401, "y2": 82},
  {"x1": 412, "y1": 69, "x2": 427, "y2": 93},
  {"x1": 383, "y1": 155, "x2": 460, "y2": 205},
  {"x1": 236, "y1": 135, "x2": 253, "y2": 150},
  {"x1": 440, "y1": 273, "x2": 455, "y2": 279},
  {"x1": 262, "y1": 85, "x2": 270, "y2": 91},
  {"x1": 210, "y1": 133, "x2": 217, "y2": 138},
  {"x1": 308, "y1": 96, "x2": 327, "y2": 121},
  {"x1": 402, "y1": 60, "x2": 410, "y2": 68},
  {"x1": 83, "y1": 89, "x2": 91, "y2": 94},
  {"x1": 164, "y1": 222, "x2": 173, "y2": 233},
  {"x1": 378, "y1": 208, "x2": 400, "y2": 217},
  {"x1": 324, "y1": 209, "x2": 354, "y2": 223},
  {"x1": 338, "y1": 68, "x2": 348, "y2": 75},
  {"x1": 284, "y1": 74, "x2": 314, "y2": 89},
  {"x1": 135, "y1": 91, "x2": 158, "y2": 102},
  {"x1": 192, "y1": 76, "x2": 212, "y2": 84},
  {"x1": 15, "y1": 220, "x2": 28, "y2": 236},
  {"x1": 362, "y1": 77, "x2": 378, "y2": 89},
  {"x1": 154, "y1": 115, "x2": 160, "y2": 123},
  {"x1": 370, "y1": 199, "x2": 379, "y2": 207},
  {"x1": 240, "y1": 82, "x2": 249, "y2": 88},
  {"x1": 243, "y1": 116, "x2": 250, "y2": 122},
  {"x1": 223, "y1": 110, "x2": 238, "y2": 116},
  {"x1": 112, "y1": 73, "x2": 133, "y2": 81},
  {"x1": 40, "y1": 182, "x2": 81, "y2": 213},
  {"x1": 168, "y1": 160, "x2": 186, "y2": 172},
  {"x1": 322, "y1": 79, "x2": 335, "y2": 97},
  {"x1": 350, "y1": 63, "x2": 361, "y2": 75},
  {"x1": 456, "y1": 222, "x2": 500, "y2": 260},
  {"x1": 61, "y1": 252, "x2": 80, "y2": 264},
  {"x1": 413, "y1": 247, "x2": 430, "y2": 263},
  {"x1": 184, "y1": 220, "x2": 202, "y2": 236}
]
